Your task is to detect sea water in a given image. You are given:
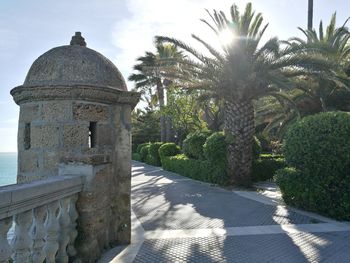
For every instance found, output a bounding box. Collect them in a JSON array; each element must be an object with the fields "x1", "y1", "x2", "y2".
[{"x1": 0, "y1": 152, "x2": 17, "y2": 186}]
